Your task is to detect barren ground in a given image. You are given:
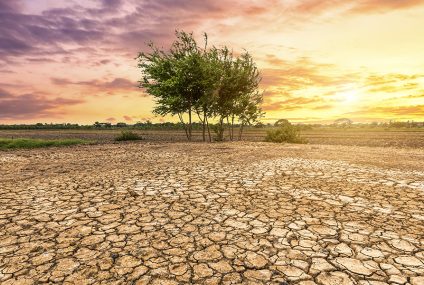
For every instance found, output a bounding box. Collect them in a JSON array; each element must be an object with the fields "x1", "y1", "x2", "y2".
[
  {"x1": 1, "y1": 142, "x2": 423, "y2": 285},
  {"x1": 1, "y1": 128, "x2": 424, "y2": 148}
]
